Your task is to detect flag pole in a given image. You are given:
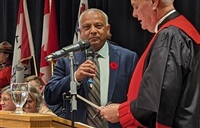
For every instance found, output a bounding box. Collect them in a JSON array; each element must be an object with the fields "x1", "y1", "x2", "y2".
[
  {"x1": 49, "y1": 60, "x2": 55, "y2": 75},
  {"x1": 23, "y1": 0, "x2": 38, "y2": 76}
]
